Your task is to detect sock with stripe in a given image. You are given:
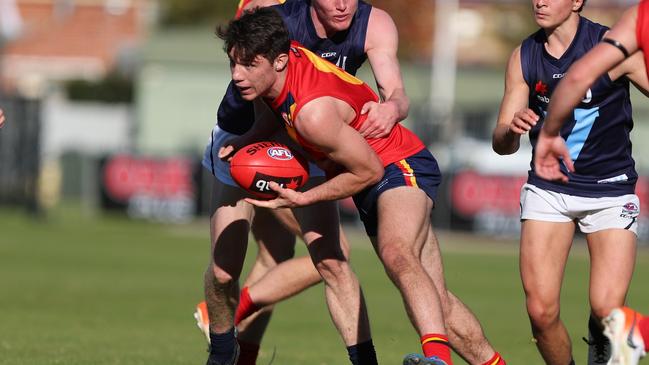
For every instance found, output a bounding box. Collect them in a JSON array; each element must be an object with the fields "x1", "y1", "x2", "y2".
[
  {"x1": 208, "y1": 327, "x2": 237, "y2": 364},
  {"x1": 421, "y1": 333, "x2": 452, "y2": 364},
  {"x1": 481, "y1": 352, "x2": 506, "y2": 365},
  {"x1": 234, "y1": 286, "x2": 259, "y2": 325},
  {"x1": 346, "y1": 339, "x2": 378, "y2": 365},
  {"x1": 639, "y1": 314, "x2": 649, "y2": 351},
  {"x1": 236, "y1": 339, "x2": 260, "y2": 365}
]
